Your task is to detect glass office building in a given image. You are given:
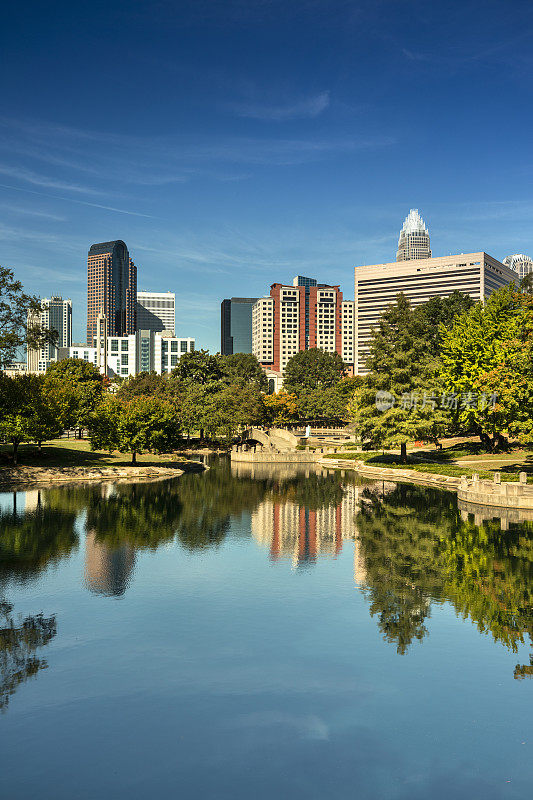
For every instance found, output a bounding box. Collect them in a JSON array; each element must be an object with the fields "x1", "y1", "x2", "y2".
[{"x1": 220, "y1": 297, "x2": 258, "y2": 355}]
